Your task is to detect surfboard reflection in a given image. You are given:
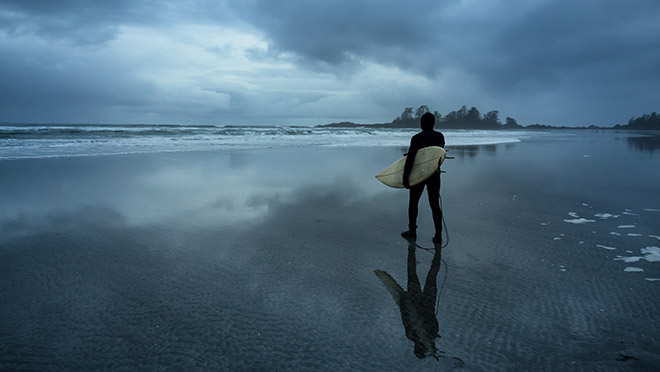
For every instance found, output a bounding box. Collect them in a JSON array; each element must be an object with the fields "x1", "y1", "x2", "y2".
[{"x1": 375, "y1": 239, "x2": 463, "y2": 366}]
